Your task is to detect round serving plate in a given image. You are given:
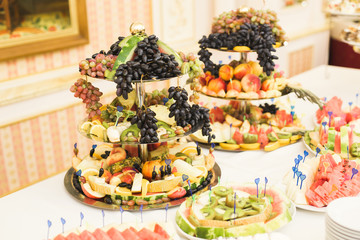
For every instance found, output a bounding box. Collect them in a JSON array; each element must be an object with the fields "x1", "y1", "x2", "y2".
[
  {"x1": 326, "y1": 10, "x2": 360, "y2": 17},
  {"x1": 197, "y1": 141, "x2": 242, "y2": 152},
  {"x1": 196, "y1": 89, "x2": 290, "y2": 102},
  {"x1": 207, "y1": 43, "x2": 285, "y2": 53},
  {"x1": 175, "y1": 186, "x2": 296, "y2": 240},
  {"x1": 64, "y1": 162, "x2": 221, "y2": 211},
  {"x1": 78, "y1": 118, "x2": 204, "y2": 145}
]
